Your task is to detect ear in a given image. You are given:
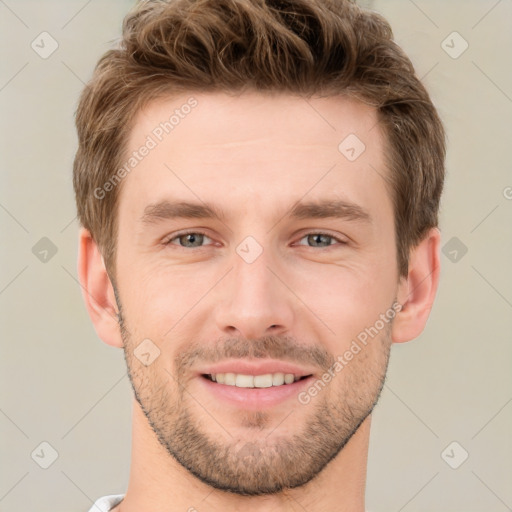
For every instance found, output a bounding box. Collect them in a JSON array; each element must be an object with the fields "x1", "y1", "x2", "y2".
[
  {"x1": 77, "y1": 227, "x2": 123, "y2": 348},
  {"x1": 392, "y1": 227, "x2": 441, "y2": 344}
]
